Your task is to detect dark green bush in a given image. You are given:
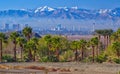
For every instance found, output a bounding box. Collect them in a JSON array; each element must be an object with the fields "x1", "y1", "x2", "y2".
[
  {"x1": 40, "y1": 55, "x2": 59, "y2": 62},
  {"x1": 113, "y1": 58, "x2": 120, "y2": 64},
  {"x1": 95, "y1": 54, "x2": 107, "y2": 63},
  {"x1": 2, "y1": 55, "x2": 14, "y2": 62},
  {"x1": 87, "y1": 56, "x2": 93, "y2": 62},
  {"x1": 82, "y1": 57, "x2": 91, "y2": 63},
  {"x1": 48, "y1": 55, "x2": 59, "y2": 62},
  {"x1": 40, "y1": 56, "x2": 49, "y2": 62}
]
